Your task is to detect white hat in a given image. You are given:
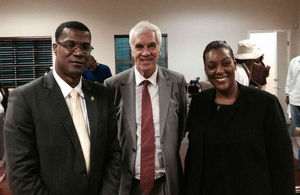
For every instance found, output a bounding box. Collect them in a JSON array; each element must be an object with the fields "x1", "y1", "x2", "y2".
[{"x1": 235, "y1": 40, "x2": 263, "y2": 60}]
